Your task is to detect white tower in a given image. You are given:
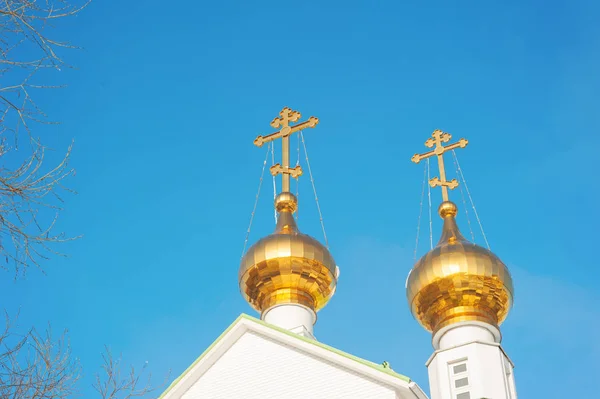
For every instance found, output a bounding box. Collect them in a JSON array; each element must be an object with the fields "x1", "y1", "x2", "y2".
[{"x1": 407, "y1": 130, "x2": 517, "y2": 399}]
